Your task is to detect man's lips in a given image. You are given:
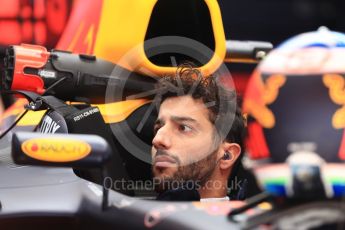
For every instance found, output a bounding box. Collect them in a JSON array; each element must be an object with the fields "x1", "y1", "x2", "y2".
[{"x1": 154, "y1": 155, "x2": 177, "y2": 168}]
